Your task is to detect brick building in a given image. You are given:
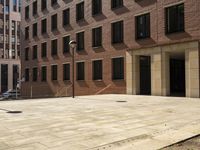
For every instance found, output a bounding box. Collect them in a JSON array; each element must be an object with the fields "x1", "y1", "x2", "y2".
[
  {"x1": 0, "y1": 0, "x2": 21, "y2": 93},
  {"x1": 21, "y1": 0, "x2": 200, "y2": 98}
]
